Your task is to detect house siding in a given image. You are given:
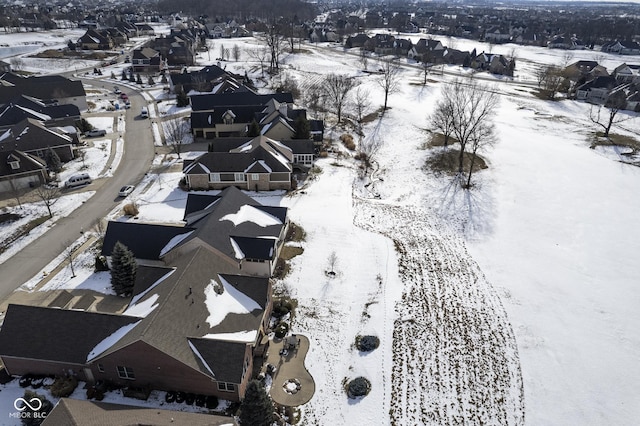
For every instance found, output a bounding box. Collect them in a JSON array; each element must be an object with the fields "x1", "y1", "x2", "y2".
[
  {"x1": 94, "y1": 341, "x2": 247, "y2": 401},
  {"x1": 1, "y1": 356, "x2": 89, "y2": 381}
]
